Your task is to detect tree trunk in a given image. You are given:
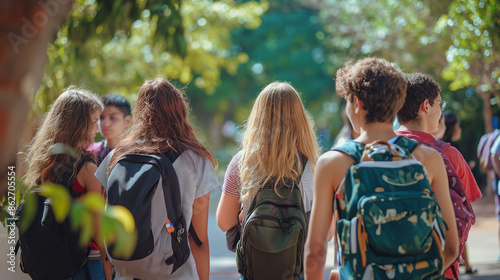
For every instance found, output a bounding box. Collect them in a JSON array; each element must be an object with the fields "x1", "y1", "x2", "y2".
[
  {"x1": 0, "y1": 0, "x2": 74, "y2": 194},
  {"x1": 208, "y1": 117, "x2": 222, "y2": 151},
  {"x1": 479, "y1": 89, "x2": 493, "y2": 133}
]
